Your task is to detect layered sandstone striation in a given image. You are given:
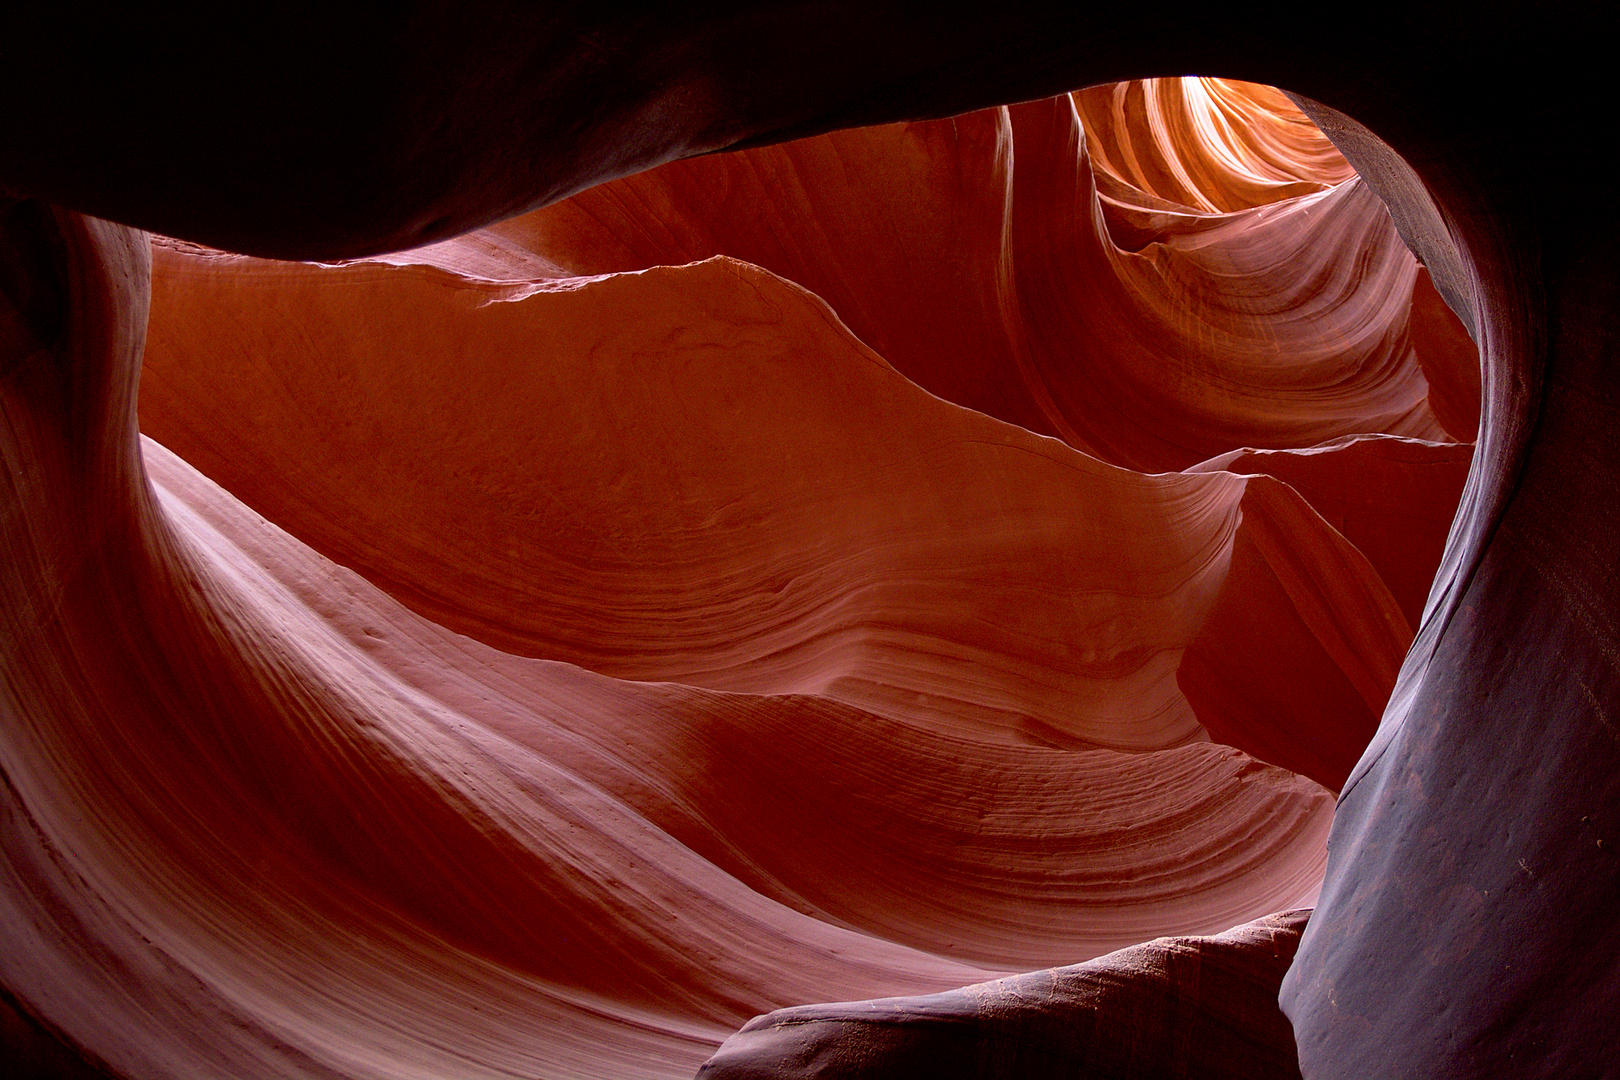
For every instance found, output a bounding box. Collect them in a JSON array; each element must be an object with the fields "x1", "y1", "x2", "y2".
[
  {"x1": 11, "y1": 44, "x2": 1581, "y2": 1080},
  {"x1": 141, "y1": 81, "x2": 1473, "y2": 792}
]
